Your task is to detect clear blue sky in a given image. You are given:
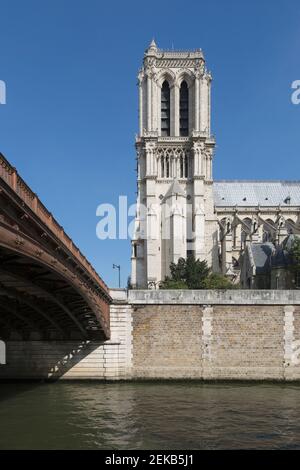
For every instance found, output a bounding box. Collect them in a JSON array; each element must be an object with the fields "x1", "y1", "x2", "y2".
[{"x1": 0, "y1": 0, "x2": 300, "y2": 287}]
